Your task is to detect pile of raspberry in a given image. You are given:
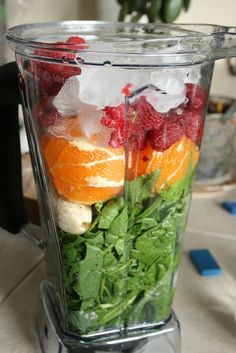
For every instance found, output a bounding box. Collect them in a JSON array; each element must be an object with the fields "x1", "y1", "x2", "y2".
[
  {"x1": 30, "y1": 36, "x2": 85, "y2": 126},
  {"x1": 101, "y1": 83, "x2": 207, "y2": 152},
  {"x1": 29, "y1": 36, "x2": 85, "y2": 97}
]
